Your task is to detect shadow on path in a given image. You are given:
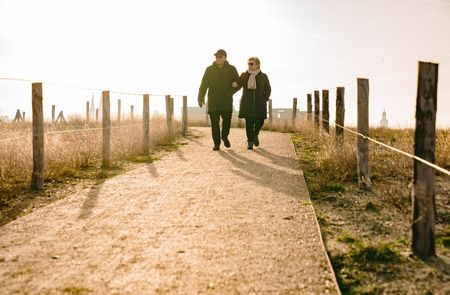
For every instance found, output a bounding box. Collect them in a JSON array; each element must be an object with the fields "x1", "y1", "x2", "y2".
[
  {"x1": 78, "y1": 182, "x2": 105, "y2": 219},
  {"x1": 218, "y1": 150, "x2": 302, "y2": 198}
]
